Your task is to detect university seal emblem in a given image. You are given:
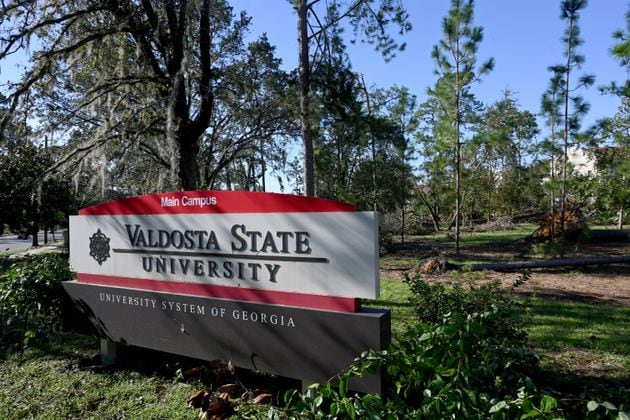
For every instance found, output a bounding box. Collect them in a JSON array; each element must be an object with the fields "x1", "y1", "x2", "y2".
[{"x1": 89, "y1": 229, "x2": 111, "y2": 265}]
